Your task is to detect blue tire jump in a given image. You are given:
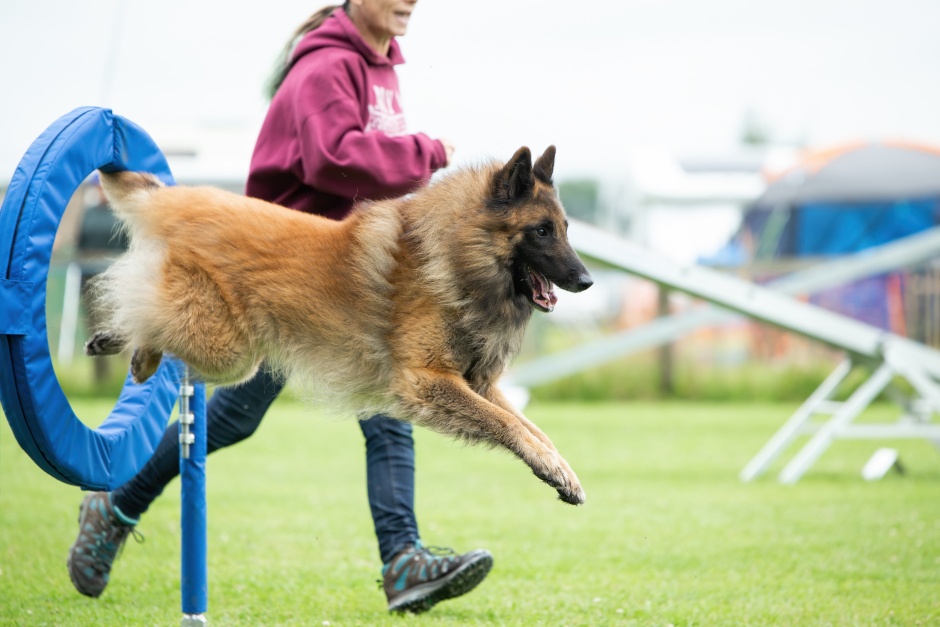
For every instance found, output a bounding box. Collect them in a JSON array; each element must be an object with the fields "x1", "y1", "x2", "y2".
[
  {"x1": 0, "y1": 106, "x2": 181, "y2": 490},
  {"x1": 1, "y1": 107, "x2": 209, "y2": 617}
]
